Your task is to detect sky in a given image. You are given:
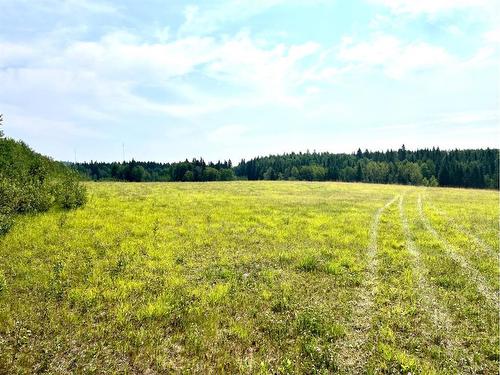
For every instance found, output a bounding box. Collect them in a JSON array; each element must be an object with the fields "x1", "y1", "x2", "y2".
[{"x1": 0, "y1": 0, "x2": 499, "y2": 163}]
